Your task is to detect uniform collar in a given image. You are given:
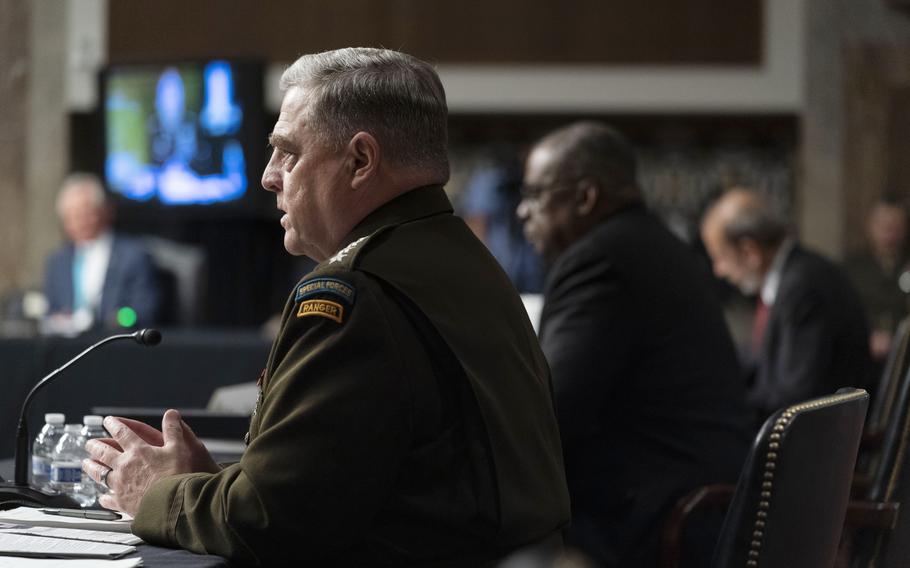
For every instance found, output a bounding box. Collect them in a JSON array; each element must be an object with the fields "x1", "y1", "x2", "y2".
[{"x1": 338, "y1": 185, "x2": 452, "y2": 249}]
